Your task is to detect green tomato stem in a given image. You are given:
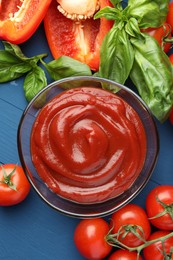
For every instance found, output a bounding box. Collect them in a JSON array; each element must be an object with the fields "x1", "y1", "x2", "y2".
[
  {"x1": 0, "y1": 165, "x2": 17, "y2": 191},
  {"x1": 106, "y1": 230, "x2": 173, "y2": 255}
]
